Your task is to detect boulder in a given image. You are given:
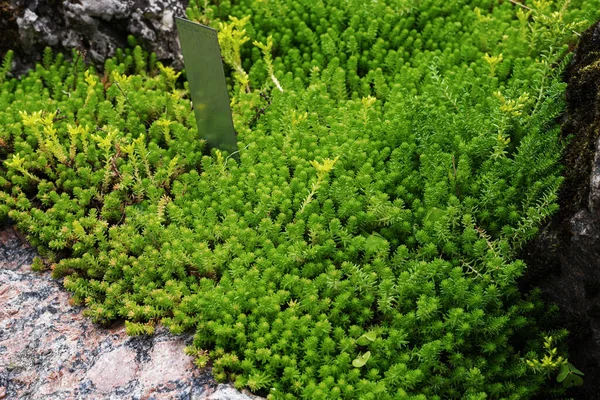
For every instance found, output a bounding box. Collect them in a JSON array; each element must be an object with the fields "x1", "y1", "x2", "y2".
[
  {"x1": 1, "y1": 0, "x2": 189, "y2": 76},
  {"x1": 520, "y1": 21, "x2": 600, "y2": 399}
]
